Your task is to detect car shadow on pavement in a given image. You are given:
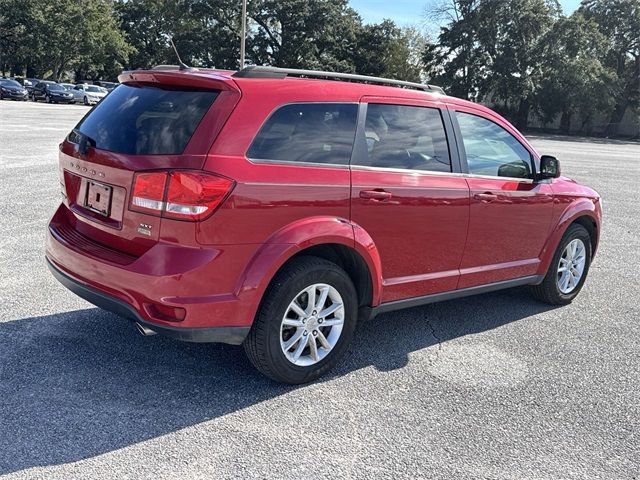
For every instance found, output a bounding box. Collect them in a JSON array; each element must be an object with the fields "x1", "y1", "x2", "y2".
[{"x1": 0, "y1": 287, "x2": 557, "y2": 474}]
